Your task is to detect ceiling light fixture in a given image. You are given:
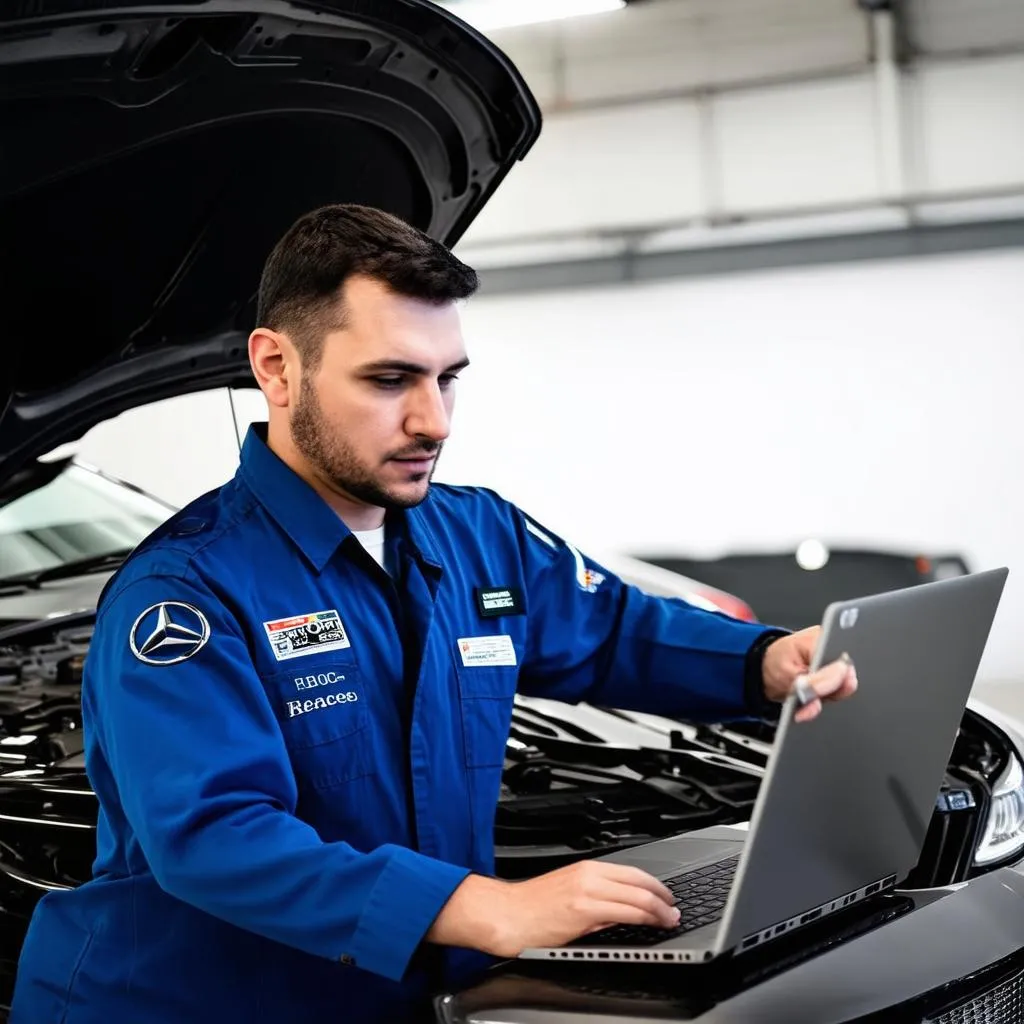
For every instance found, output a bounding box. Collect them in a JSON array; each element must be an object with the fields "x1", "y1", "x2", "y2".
[
  {"x1": 441, "y1": 0, "x2": 626, "y2": 33},
  {"x1": 796, "y1": 539, "x2": 830, "y2": 572}
]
